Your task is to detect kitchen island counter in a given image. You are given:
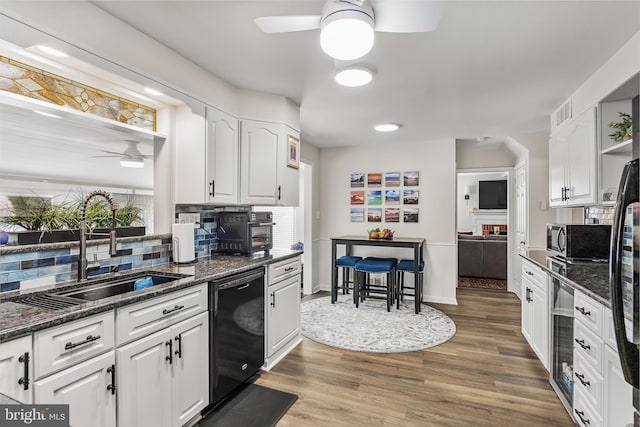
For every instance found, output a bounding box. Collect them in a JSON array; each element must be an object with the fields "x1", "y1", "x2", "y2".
[{"x1": 0, "y1": 250, "x2": 301, "y2": 342}]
